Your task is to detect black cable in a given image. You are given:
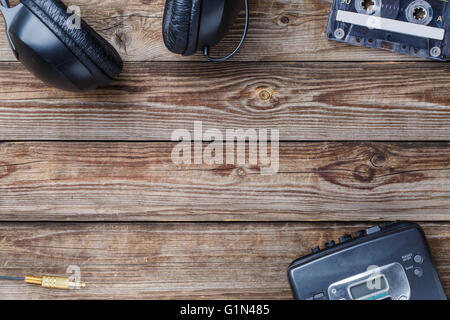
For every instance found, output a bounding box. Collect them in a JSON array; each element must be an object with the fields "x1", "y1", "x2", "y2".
[
  {"x1": 203, "y1": 0, "x2": 249, "y2": 62},
  {"x1": 0, "y1": 275, "x2": 25, "y2": 281}
]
